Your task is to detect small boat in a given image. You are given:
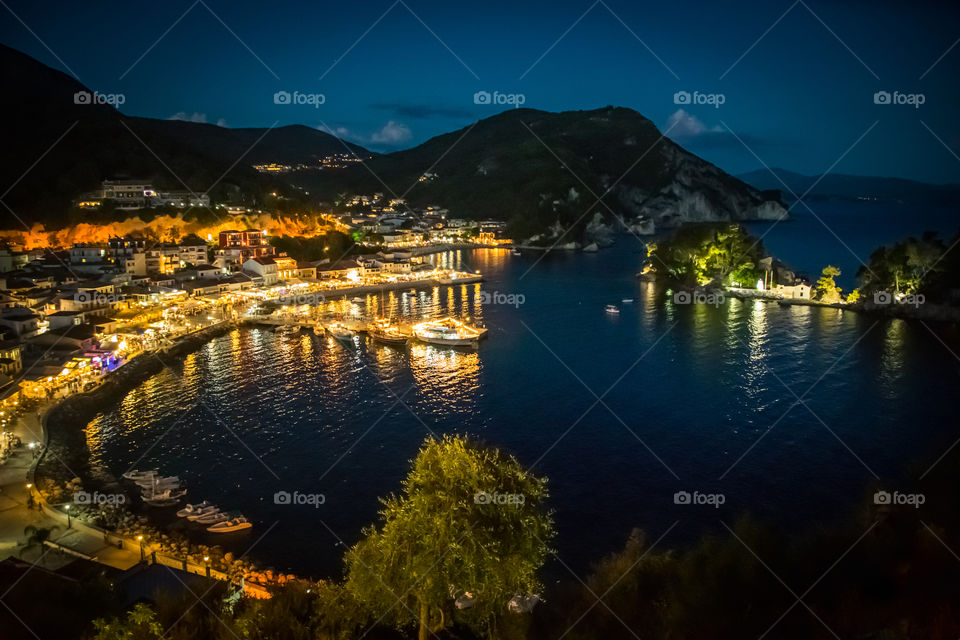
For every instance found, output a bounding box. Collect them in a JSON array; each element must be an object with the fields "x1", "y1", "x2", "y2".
[
  {"x1": 187, "y1": 505, "x2": 221, "y2": 521},
  {"x1": 313, "y1": 324, "x2": 324, "y2": 335},
  {"x1": 207, "y1": 516, "x2": 252, "y2": 533},
  {"x1": 143, "y1": 488, "x2": 187, "y2": 507},
  {"x1": 136, "y1": 475, "x2": 183, "y2": 490},
  {"x1": 621, "y1": 298, "x2": 634, "y2": 304},
  {"x1": 605, "y1": 304, "x2": 620, "y2": 314},
  {"x1": 176, "y1": 501, "x2": 213, "y2": 518},
  {"x1": 122, "y1": 469, "x2": 157, "y2": 482},
  {"x1": 413, "y1": 318, "x2": 486, "y2": 347},
  {"x1": 326, "y1": 322, "x2": 355, "y2": 341},
  {"x1": 511, "y1": 248, "x2": 521, "y2": 256},
  {"x1": 194, "y1": 510, "x2": 230, "y2": 525},
  {"x1": 369, "y1": 319, "x2": 410, "y2": 346},
  {"x1": 351, "y1": 297, "x2": 364, "y2": 304}
]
